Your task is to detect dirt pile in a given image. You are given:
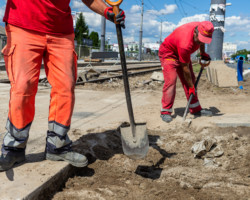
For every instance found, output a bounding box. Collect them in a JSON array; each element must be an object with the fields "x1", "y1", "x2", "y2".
[
  {"x1": 53, "y1": 126, "x2": 250, "y2": 200},
  {"x1": 77, "y1": 70, "x2": 250, "y2": 98}
]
